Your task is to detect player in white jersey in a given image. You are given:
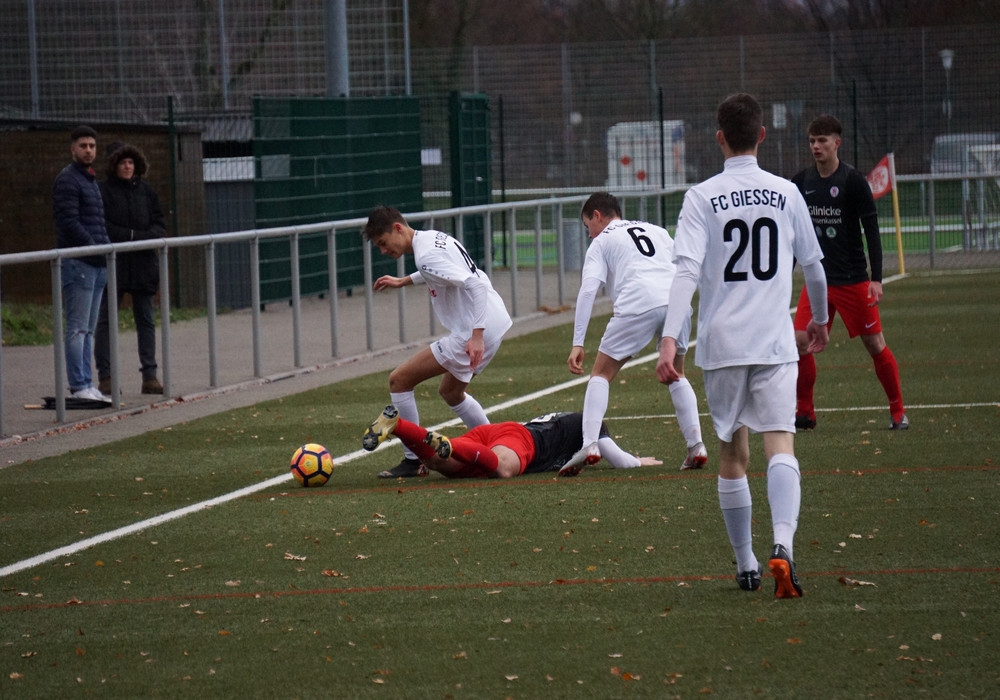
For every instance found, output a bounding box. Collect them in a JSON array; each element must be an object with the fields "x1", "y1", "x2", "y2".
[
  {"x1": 656, "y1": 94, "x2": 830, "y2": 599},
  {"x1": 563, "y1": 192, "x2": 705, "y2": 476},
  {"x1": 362, "y1": 206, "x2": 513, "y2": 478}
]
